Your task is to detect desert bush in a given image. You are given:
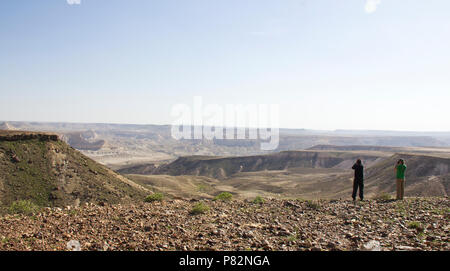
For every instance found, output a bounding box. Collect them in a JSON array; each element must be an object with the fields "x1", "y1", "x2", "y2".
[
  {"x1": 144, "y1": 193, "x2": 164, "y2": 202},
  {"x1": 306, "y1": 200, "x2": 321, "y2": 210},
  {"x1": 8, "y1": 200, "x2": 40, "y2": 215},
  {"x1": 213, "y1": 192, "x2": 233, "y2": 201},
  {"x1": 407, "y1": 221, "x2": 424, "y2": 232},
  {"x1": 252, "y1": 196, "x2": 265, "y2": 205},
  {"x1": 190, "y1": 202, "x2": 209, "y2": 215}
]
